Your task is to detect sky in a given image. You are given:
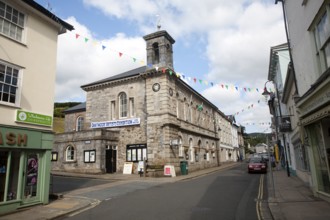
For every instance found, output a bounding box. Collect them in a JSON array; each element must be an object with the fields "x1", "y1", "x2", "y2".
[{"x1": 36, "y1": 0, "x2": 287, "y2": 133}]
